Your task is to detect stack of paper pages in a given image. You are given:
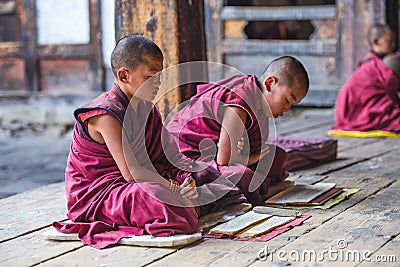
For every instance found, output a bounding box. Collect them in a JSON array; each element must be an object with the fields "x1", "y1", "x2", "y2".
[
  {"x1": 265, "y1": 182, "x2": 343, "y2": 206},
  {"x1": 208, "y1": 211, "x2": 296, "y2": 238}
]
